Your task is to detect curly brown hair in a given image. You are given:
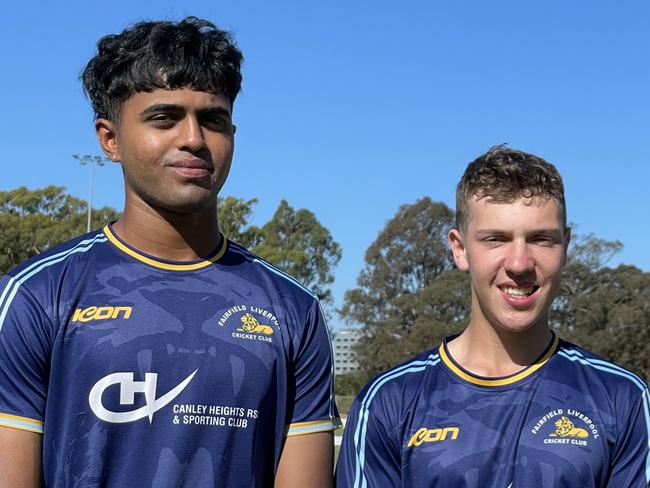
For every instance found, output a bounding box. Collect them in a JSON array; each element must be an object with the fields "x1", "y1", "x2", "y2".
[{"x1": 455, "y1": 145, "x2": 566, "y2": 231}]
